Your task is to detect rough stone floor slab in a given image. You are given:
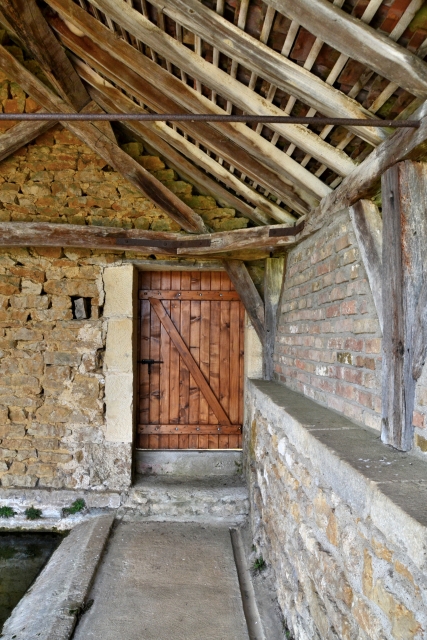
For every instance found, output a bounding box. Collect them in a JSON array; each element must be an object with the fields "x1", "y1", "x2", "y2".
[{"x1": 73, "y1": 521, "x2": 250, "y2": 640}]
